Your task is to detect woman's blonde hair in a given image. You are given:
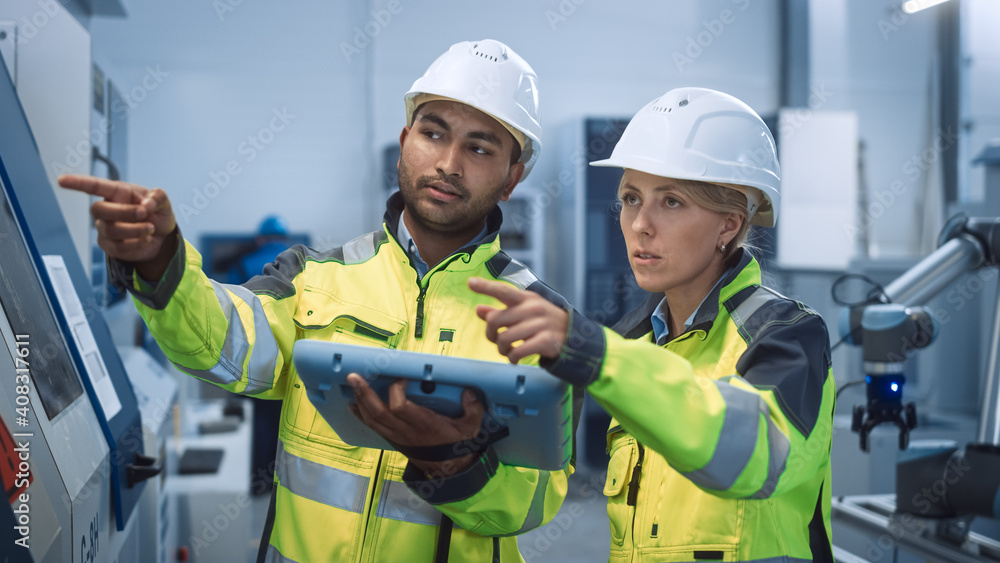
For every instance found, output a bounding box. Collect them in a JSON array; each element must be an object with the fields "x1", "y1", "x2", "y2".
[{"x1": 616, "y1": 176, "x2": 754, "y2": 262}]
